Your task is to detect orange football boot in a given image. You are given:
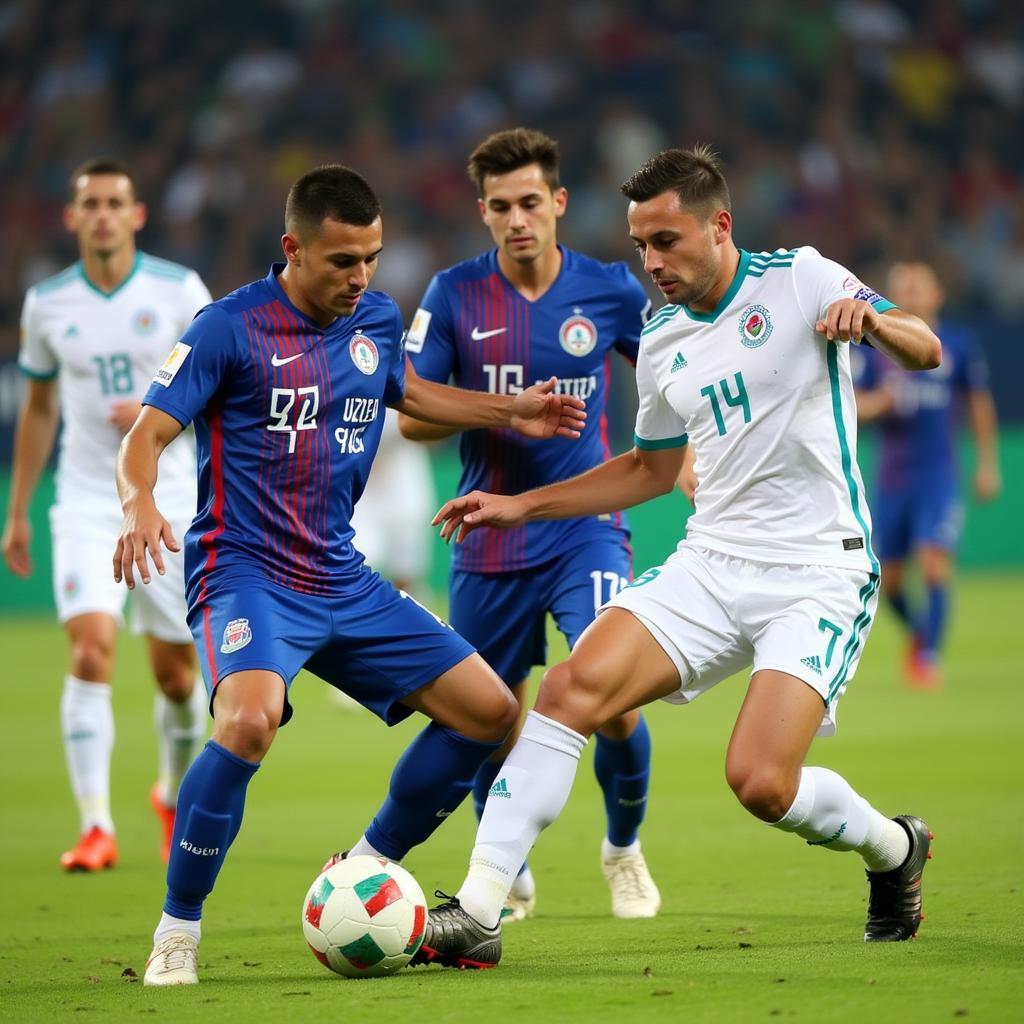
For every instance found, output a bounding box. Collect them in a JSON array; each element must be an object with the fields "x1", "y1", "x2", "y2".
[
  {"x1": 150, "y1": 783, "x2": 176, "y2": 863},
  {"x1": 60, "y1": 826, "x2": 118, "y2": 871}
]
